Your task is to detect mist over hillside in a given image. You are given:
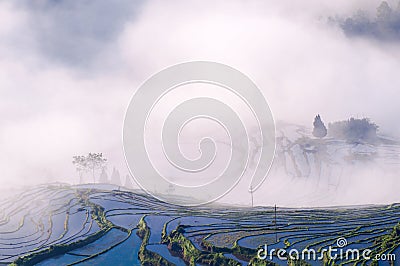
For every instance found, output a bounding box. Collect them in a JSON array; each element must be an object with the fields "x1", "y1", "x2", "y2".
[{"x1": 0, "y1": 1, "x2": 399, "y2": 207}]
